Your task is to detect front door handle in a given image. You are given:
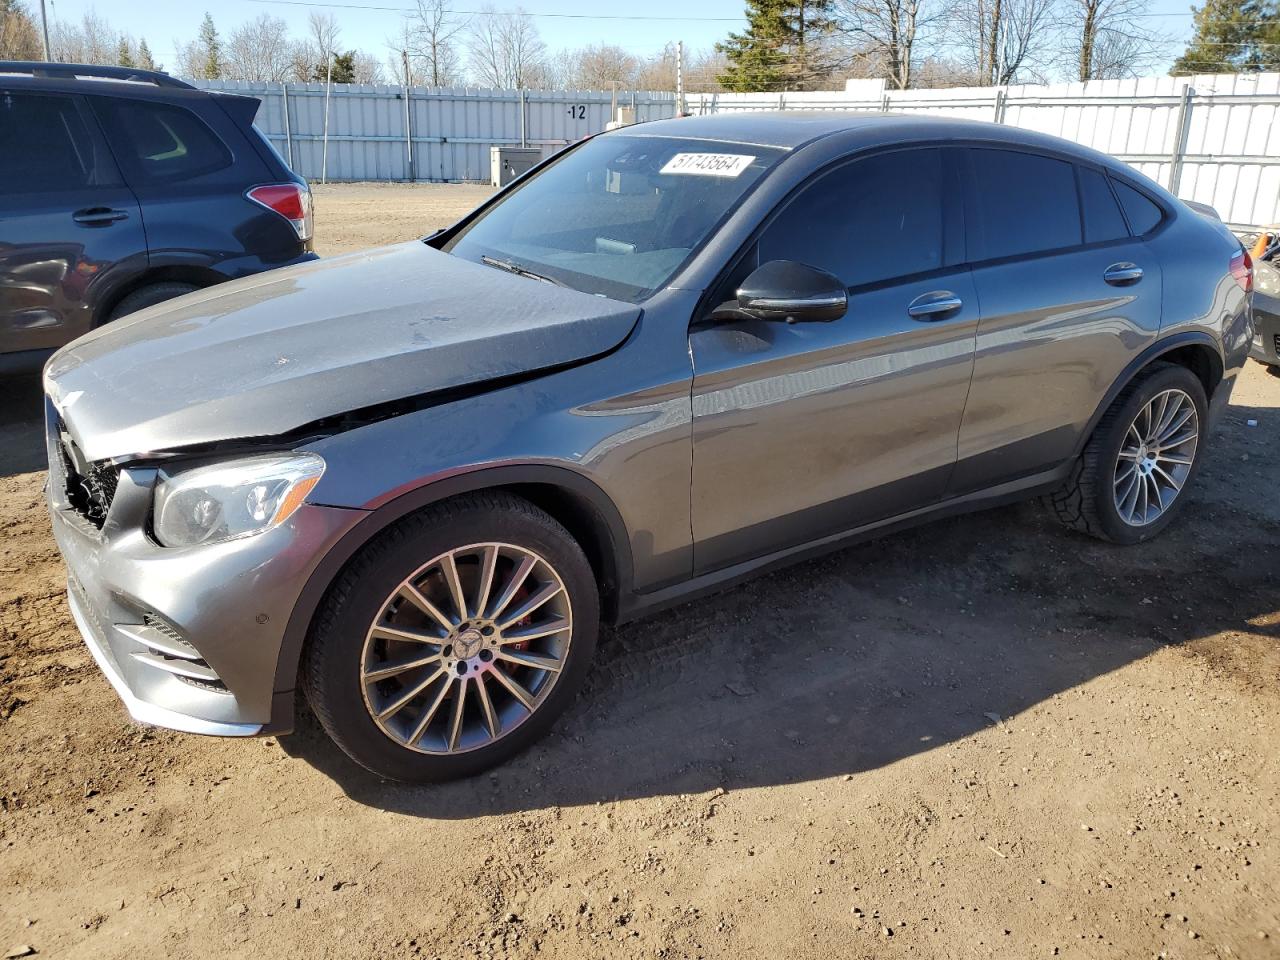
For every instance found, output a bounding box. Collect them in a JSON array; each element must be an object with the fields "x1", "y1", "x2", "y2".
[
  {"x1": 1103, "y1": 262, "x2": 1143, "y2": 285},
  {"x1": 73, "y1": 207, "x2": 129, "y2": 225},
  {"x1": 907, "y1": 291, "x2": 963, "y2": 320}
]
